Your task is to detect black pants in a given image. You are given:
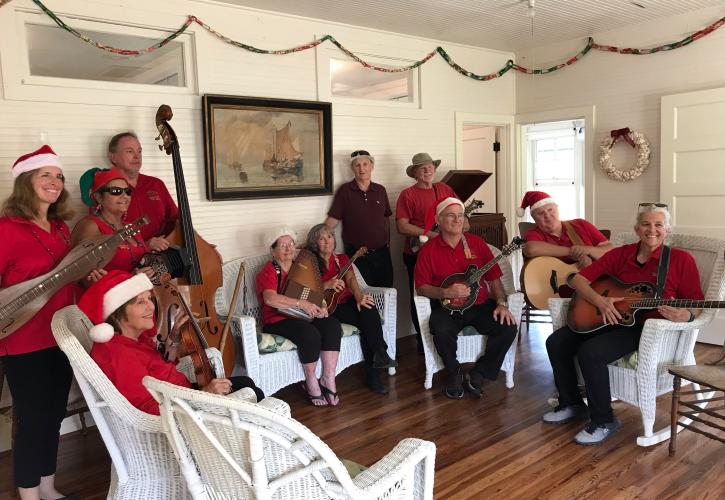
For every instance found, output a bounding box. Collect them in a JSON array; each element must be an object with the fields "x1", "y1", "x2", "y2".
[
  {"x1": 264, "y1": 317, "x2": 342, "y2": 364},
  {"x1": 345, "y1": 245, "x2": 393, "y2": 288},
  {"x1": 546, "y1": 325, "x2": 642, "y2": 424},
  {"x1": 403, "y1": 252, "x2": 421, "y2": 337},
  {"x1": 332, "y1": 300, "x2": 388, "y2": 364},
  {"x1": 2, "y1": 347, "x2": 73, "y2": 488},
  {"x1": 429, "y1": 300, "x2": 517, "y2": 380}
]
